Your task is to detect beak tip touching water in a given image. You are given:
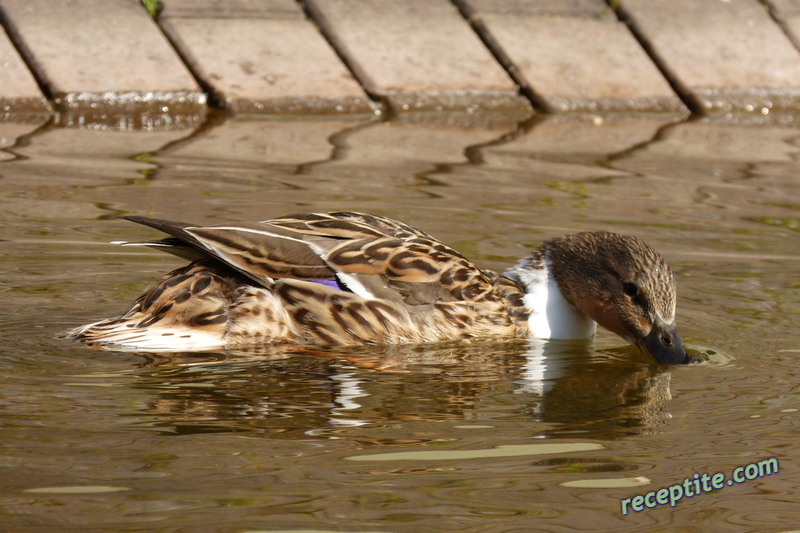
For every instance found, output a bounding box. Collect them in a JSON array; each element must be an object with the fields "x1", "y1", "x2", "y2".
[{"x1": 636, "y1": 318, "x2": 693, "y2": 365}]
